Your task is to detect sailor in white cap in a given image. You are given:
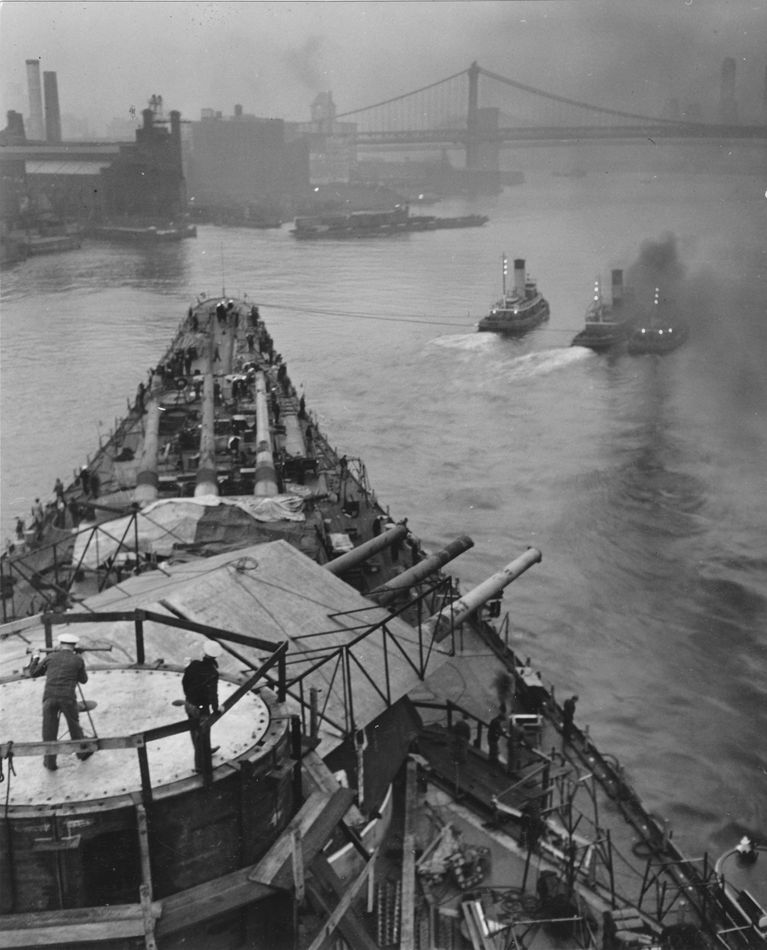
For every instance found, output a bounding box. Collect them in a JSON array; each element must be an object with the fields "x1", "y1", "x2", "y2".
[
  {"x1": 28, "y1": 632, "x2": 93, "y2": 770},
  {"x1": 182, "y1": 640, "x2": 222, "y2": 771}
]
